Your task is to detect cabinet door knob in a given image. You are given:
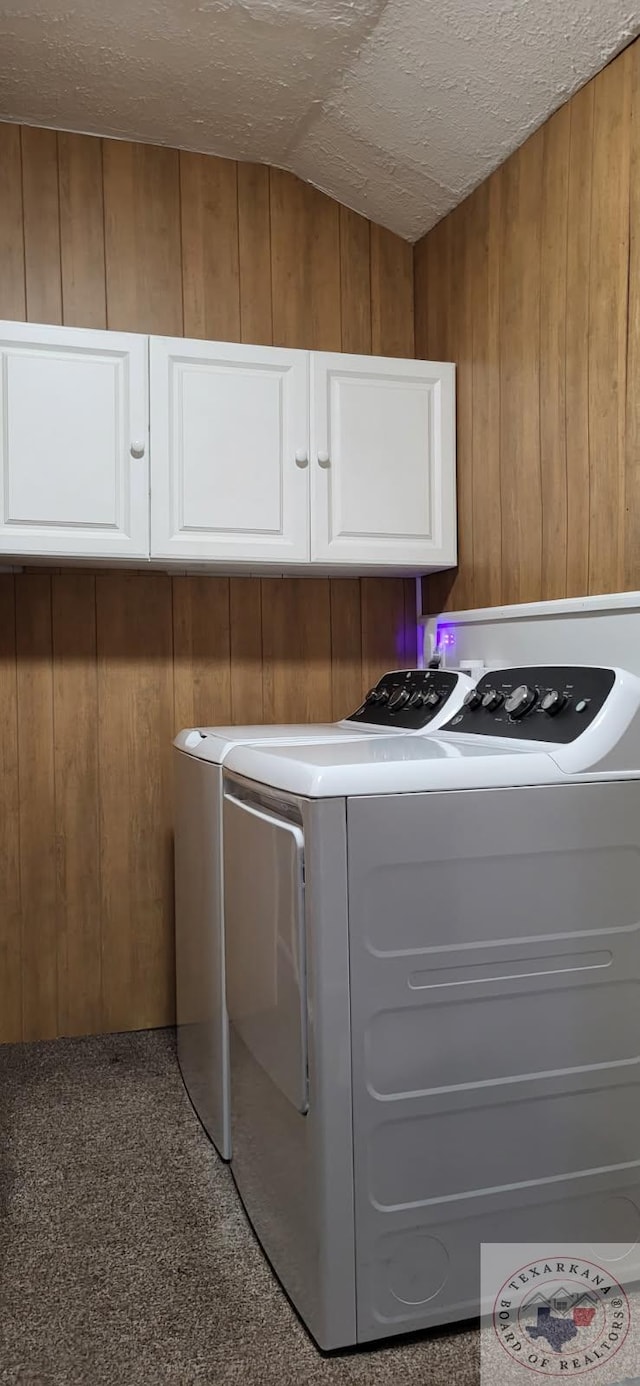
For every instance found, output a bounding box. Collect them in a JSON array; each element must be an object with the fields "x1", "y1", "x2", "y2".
[
  {"x1": 295, "y1": 449, "x2": 309, "y2": 468},
  {"x1": 130, "y1": 439, "x2": 146, "y2": 459},
  {"x1": 317, "y1": 451, "x2": 330, "y2": 468}
]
